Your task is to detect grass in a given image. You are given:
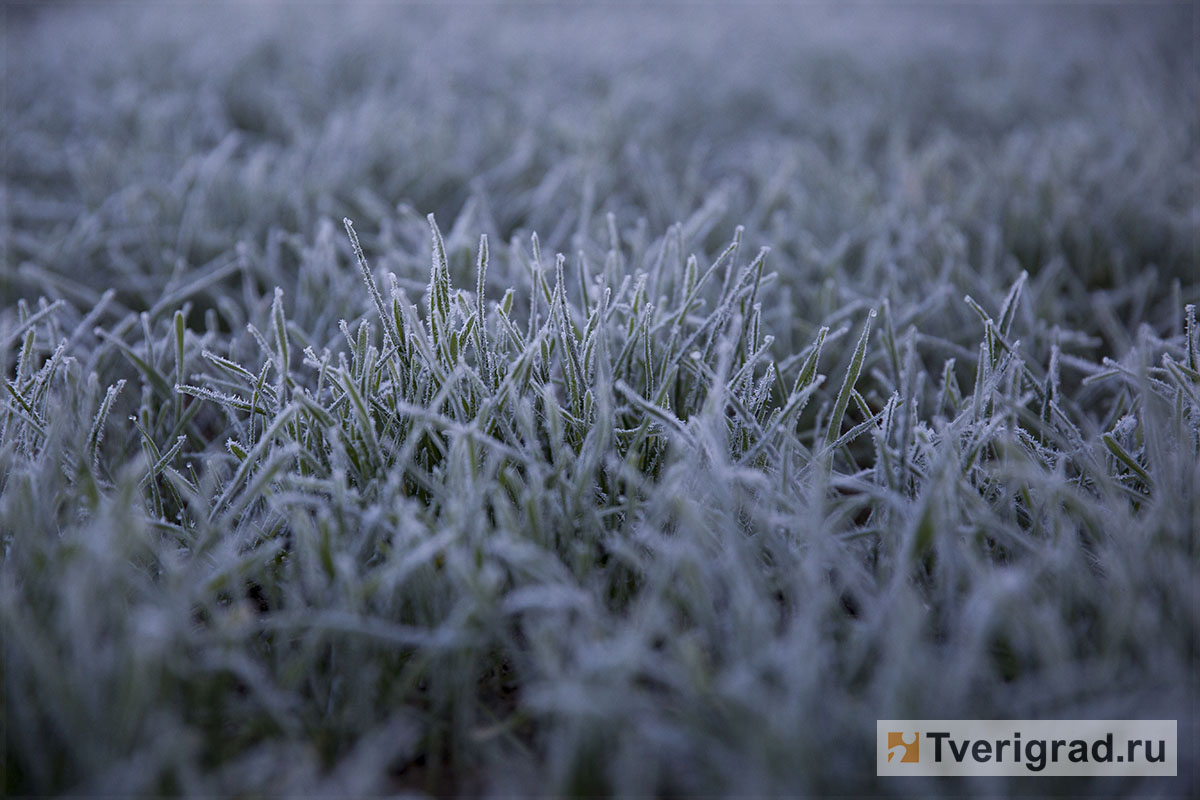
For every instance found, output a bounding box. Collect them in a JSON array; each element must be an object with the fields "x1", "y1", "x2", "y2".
[{"x1": 2, "y1": 2, "x2": 1197, "y2": 796}]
